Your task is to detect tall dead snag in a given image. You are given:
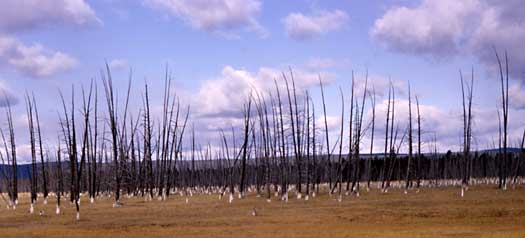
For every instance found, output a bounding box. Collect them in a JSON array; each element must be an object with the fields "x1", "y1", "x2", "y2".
[
  {"x1": 59, "y1": 87, "x2": 79, "y2": 219},
  {"x1": 381, "y1": 85, "x2": 392, "y2": 191},
  {"x1": 142, "y1": 82, "x2": 154, "y2": 200},
  {"x1": 6, "y1": 97, "x2": 17, "y2": 207},
  {"x1": 32, "y1": 95, "x2": 48, "y2": 204},
  {"x1": 58, "y1": 89, "x2": 76, "y2": 205},
  {"x1": 76, "y1": 83, "x2": 93, "y2": 220},
  {"x1": 103, "y1": 66, "x2": 120, "y2": 204},
  {"x1": 346, "y1": 74, "x2": 355, "y2": 193},
  {"x1": 25, "y1": 93, "x2": 38, "y2": 213},
  {"x1": 495, "y1": 50, "x2": 509, "y2": 190},
  {"x1": 460, "y1": 69, "x2": 474, "y2": 196},
  {"x1": 405, "y1": 82, "x2": 413, "y2": 194},
  {"x1": 367, "y1": 86, "x2": 376, "y2": 190},
  {"x1": 254, "y1": 90, "x2": 271, "y2": 201},
  {"x1": 89, "y1": 84, "x2": 98, "y2": 203},
  {"x1": 305, "y1": 91, "x2": 312, "y2": 200},
  {"x1": 386, "y1": 83, "x2": 396, "y2": 190},
  {"x1": 319, "y1": 76, "x2": 332, "y2": 193},
  {"x1": 102, "y1": 64, "x2": 131, "y2": 205},
  {"x1": 55, "y1": 141, "x2": 64, "y2": 215},
  {"x1": 415, "y1": 96, "x2": 422, "y2": 189},
  {"x1": 158, "y1": 71, "x2": 175, "y2": 199},
  {"x1": 291, "y1": 71, "x2": 303, "y2": 198},
  {"x1": 351, "y1": 73, "x2": 367, "y2": 195},
  {"x1": 283, "y1": 72, "x2": 302, "y2": 198},
  {"x1": 274, "y1": 79, "x2": 288, "y2": 201},
  {"x1": 263, "y1": 94, "x2": 272, "y2": 201},
  {"x1": 311, "y1": 95, "x2": 318, "y2": 196},
  {"x1": 335, "y1": 87, "x2": 345, "y2": 200},
  {"x1": 239, "y1": 98, "x2": 252, "y2": 198}
]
